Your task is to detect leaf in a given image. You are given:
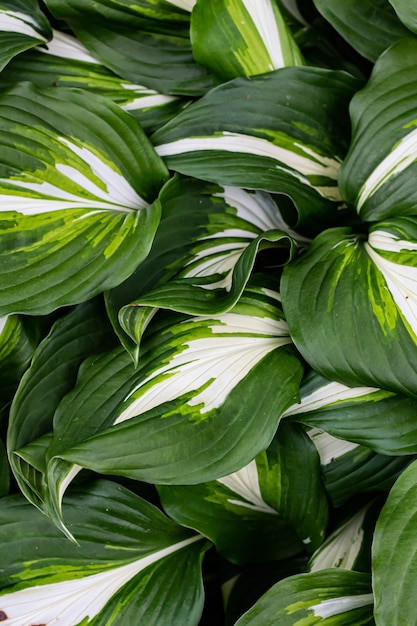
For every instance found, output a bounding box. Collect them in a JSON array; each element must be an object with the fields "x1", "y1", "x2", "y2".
[
  {"x1": 152, "y1": 67, "x2": 359, "y2": 227},
  {"x1": 313, "y1": 0, "x2": 413, "y2": 61},
  {"x1": 0, "y1": 29, "x2": 189, "y2": 134},
  {"x1": 158, "y1": 422, "x2": 328, "y2": 564},
  {"x1": 0, "y1": 81, "x2": 168, "y2": 315},
  {"x1": 44, "y1": 0, "x2": 215, "y2": 96},
  {"x1": 8, "y1": 298, "x2": 118, "y2": 511},
  {"x1": 234, "y1": 569, "x2": 374, "y2": 625},
  {"x1": 284, "y1": 370, "x2": 417, "y2": 455},
  {"x1": 339, "y1": 39, "x2": 417, "y2": 221},
  {"x1": 0, "y1": 479, "x2": 209, "y2": 625},
  {"x1": 191, "y1": 0, "x2": 304, "y2": 81},
  {"x1": 388, "y1": 0, "x2": 417, "y2": 33},
  {"x1": 0, "y1": 439, "x2": 9, "y2": 496},
  {"x1": 372, "y1": 458, "x2": 417, "y2": 625},
  {"x1": 281, "y1": 223, "x2": 417, "y2": 397},
  {"x1": 106, "y1": 175, "x2": 299, "y2": 360},
  {"x1": 0, "y1": 0, "x2": 51, "y2": 71}
]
